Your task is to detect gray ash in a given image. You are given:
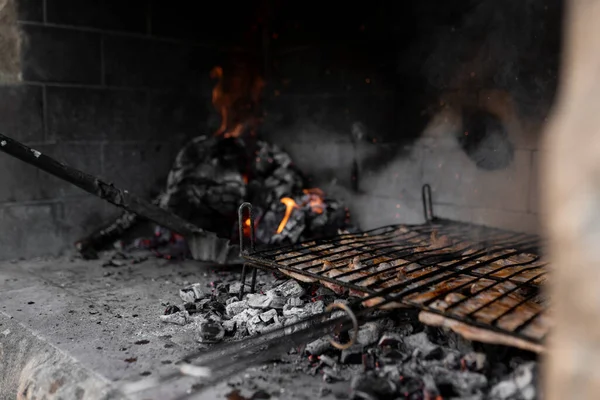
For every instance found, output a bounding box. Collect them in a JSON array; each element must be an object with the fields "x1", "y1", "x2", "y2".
[{"x1": 159, "y1": 269, "x2": 540, "y2": 400}]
